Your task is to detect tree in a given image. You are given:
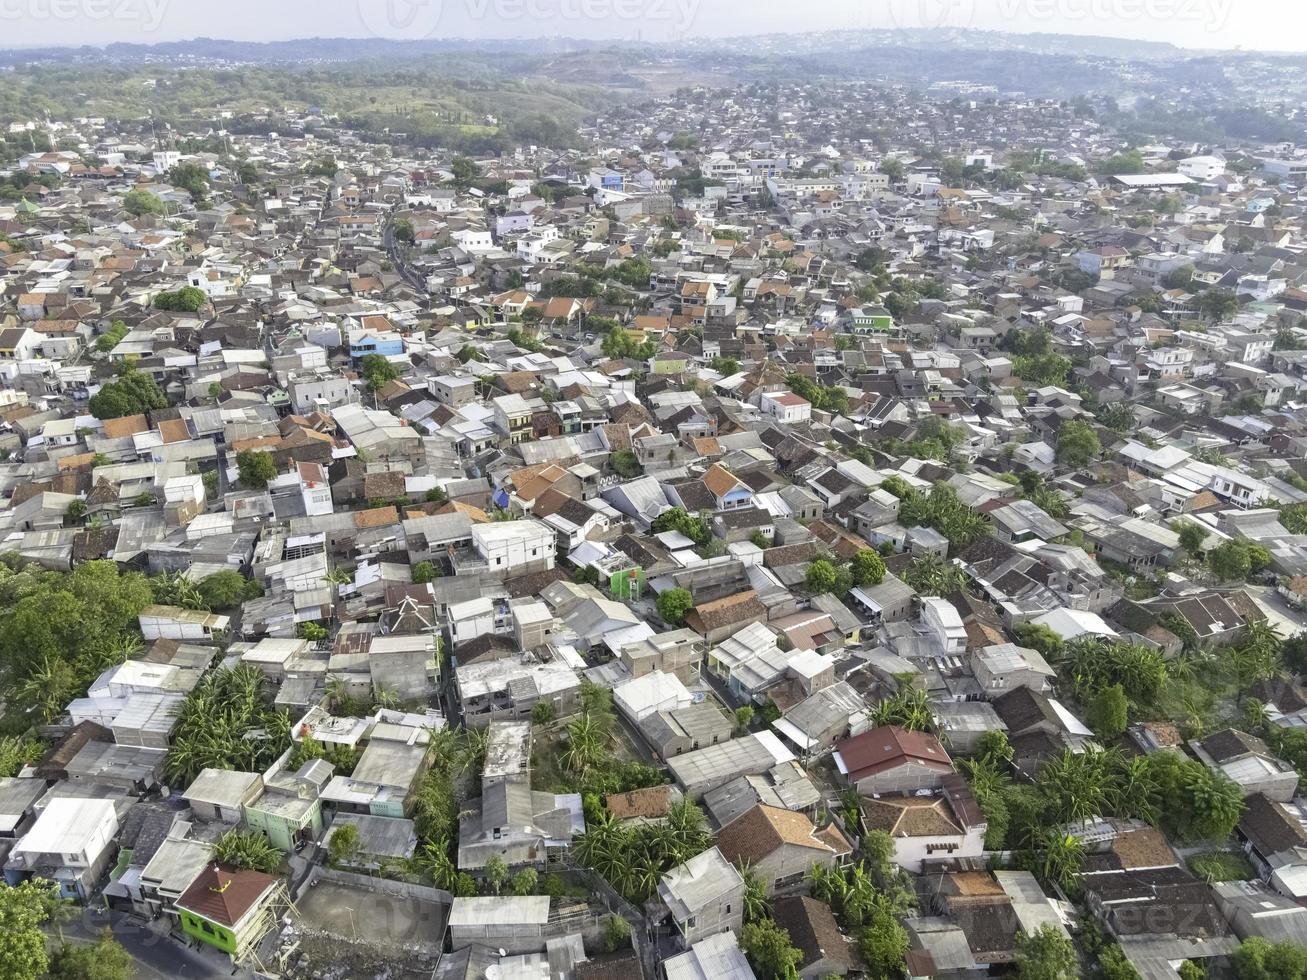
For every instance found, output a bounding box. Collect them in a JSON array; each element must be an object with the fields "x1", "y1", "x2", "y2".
[
  {"x1": 1174, "y1": 520, "x2": 1209, "y2": 555},
  {"x1": 1207, "y1": 539, "x2": 1268, "y2": 582},
  {"x1": 359, "y1": 353, "x2": 401, "y2": 394},
  {"x1": 212, "y1": 829, "x2": 282, "y2": 874},
  {"x1": 328, "y1": 823, "x2": 361, "y2": 865},
  {"x1": 735, "y1": 705, "x2": 755, "y2": 732},
  {"x1": 806, "y1": 558, "x2": 841, "y2": 595},
  {"x1": 88, "y1": 367, "x2": 167, "y2": 420},
  {"x1": 1015, "y1": 924, "x2": 1078, "y2": 980},
  {"x1": 851, "y1": 549, "x2": 887, "y2": 587},
  {"x1": 393, "y1": 217, "x2": 415, "y2": 245},
  {"x1": 123, "y1": 187, "x2": 165, "y2": 216},
  {"x1": 0, "y1": 878, "x2": 60, "y2": 980},
  {"x1": 167, "y1": 162, "x2": 210, "y2": 203},
  {"x1": 1198, "y1": 288, "x2": 1238, "y2": 322},
  {"x1": 1232, "y1": 936, "x2": 1307, "y2": 980},
  {"x1": 299, "y1": 622, "x2": 328, "y2": 643},
  {"x1": 739, "y1": 918, "x2": 803, "y2": 980},
  {"x1": 1087, "y1": 684, "x2": 1129, "y2": 739},
  {"x1": 510, "y1": 868, "x2": 539, "y2": 896},
  {"x1": 65, "y1": 499, "x2": 87, "y2": 525},
  {"x1": 1014, "y1": 621, "x2": 1064, "y2": 658},
  {"x1": 153, "y1": 285, "x2": 207, "y2": 312},
  {"x1": 1100, "y1": 944, "x2": 1144, "y2": 980},
  {"x1": 412, "y1": 561, "x2": 437, "y2": 584},
  {"x1": 531, "y1": 700, "x2": 554, "y2": 725},
  {"x1": 236, "y1": 449, "x2": 277, "y2": 489},
  {"x1": 601, "y1": 914, "x2": 631, "y2": 952},
  {"x1": 47, "y1": 929, "x2": 133, "y2": 980},
  {"x1": 610, "y1": 449, "x2": 641, "y2": 478},
  {"x1": 449, "y1": 156, "x2": 481, "y2": 189},
  {"x1": 483, "y1": 855, "x2": 508, "y2": 895},
  {"x1": 860, "y1": 905, "x2": 910, "y2": 979},
  {"x1": 1056, "y1": 419, "x2": 1102, "y2": 468},
  {"x1": 657, "y1": 587, "x2": 694, "y2": 626},
  {"x1": 197, "y1": 570, "x2": 261, "y2": 610}
]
